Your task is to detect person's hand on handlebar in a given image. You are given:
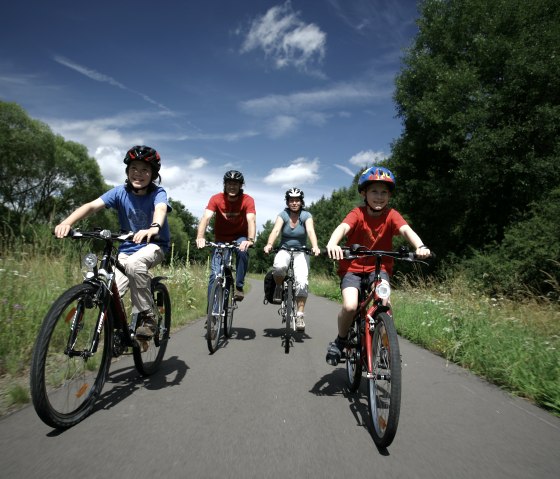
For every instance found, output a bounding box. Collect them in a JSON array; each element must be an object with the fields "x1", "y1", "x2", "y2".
[
  {"x1": 415, "y1": 245, "x2": 431, "y2": 259},
  {"x1": 238, "y1": 239, "x2": 253, "y2": 252},
  {"x1": 196, "y1": 238, "x2": 206, "y2": 249},
  {"x1": 326, "y1": 242, "x2": 344, "y2": 260},
  {"x1": 54, "y1": 224, "x2": 72, "y2": 238}
]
